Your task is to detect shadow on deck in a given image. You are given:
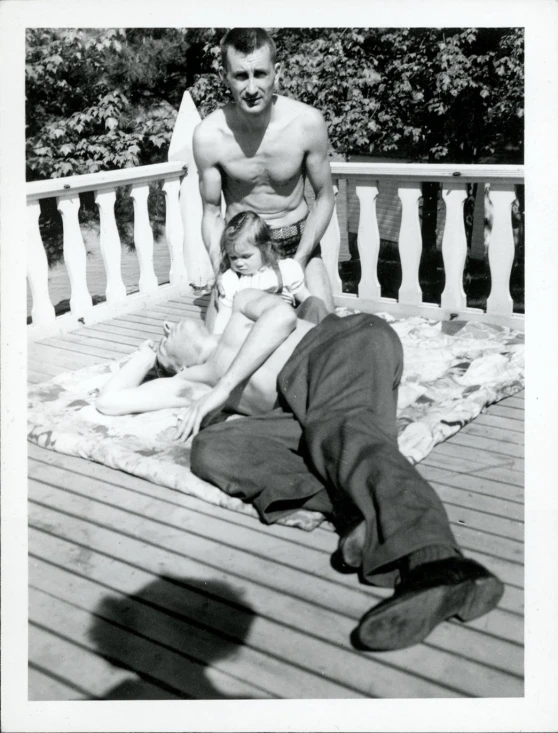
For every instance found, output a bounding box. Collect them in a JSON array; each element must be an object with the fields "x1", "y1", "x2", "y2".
[{"x1": 27, "y1": 293, "x2": 524, "y2": 699}]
